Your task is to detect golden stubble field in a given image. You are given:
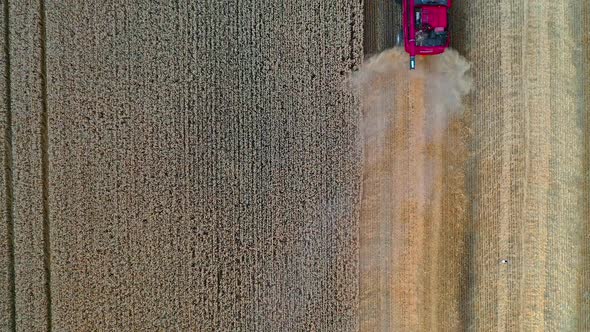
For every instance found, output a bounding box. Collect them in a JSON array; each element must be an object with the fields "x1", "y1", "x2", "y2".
[{"x1": 361, "y1": 0, "x2": 590, "y2": 330}]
